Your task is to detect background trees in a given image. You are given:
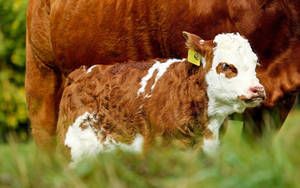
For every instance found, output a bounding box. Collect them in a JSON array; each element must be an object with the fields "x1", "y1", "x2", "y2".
[{"x1": 0, "y1": 0, "x2": 29, "y2": 142}]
